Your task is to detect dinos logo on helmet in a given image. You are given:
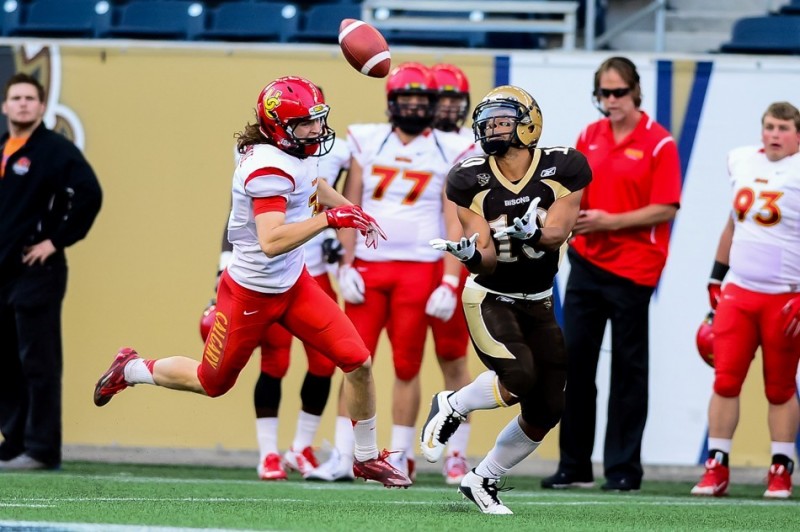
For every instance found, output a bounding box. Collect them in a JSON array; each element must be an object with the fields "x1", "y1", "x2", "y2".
[{"x1": 261, "y1": 89, "x2": 282, "y2": 120}]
